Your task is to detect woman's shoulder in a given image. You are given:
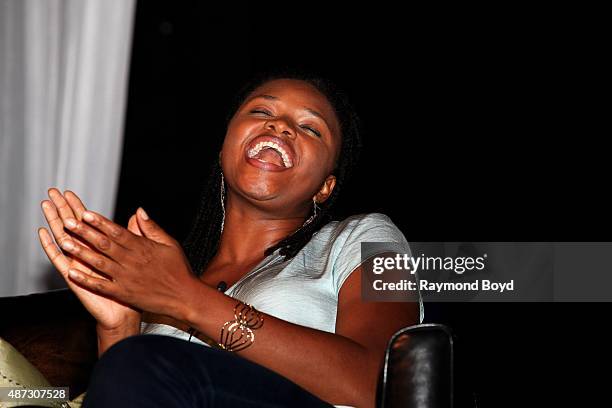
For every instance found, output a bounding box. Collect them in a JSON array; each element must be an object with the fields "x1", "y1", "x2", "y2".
[
  {"x1": 307, "y1": 213, "x2": 412, "y2": 296},
  {"x1": 313, "y1": 212, "x2": 407, "y2": 251},
  {"x1": 321, "y1": 212, "x2": 402, "y2": 236}
]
